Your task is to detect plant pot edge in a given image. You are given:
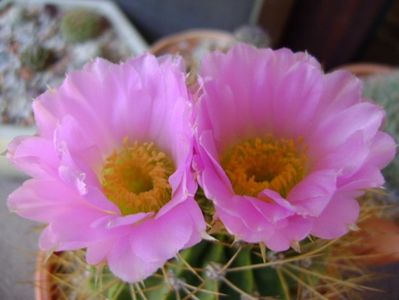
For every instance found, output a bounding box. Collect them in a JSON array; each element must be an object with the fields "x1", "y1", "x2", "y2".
[
  {"x1": 149, "y1": 29, "x2": 235, "y2": 55},
  {"x1": 337, "y1": 62, "x2": 393, "y2": 77},
  {"x1": 35, "y1": 251, "x2": 51, "y2": 300}
]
